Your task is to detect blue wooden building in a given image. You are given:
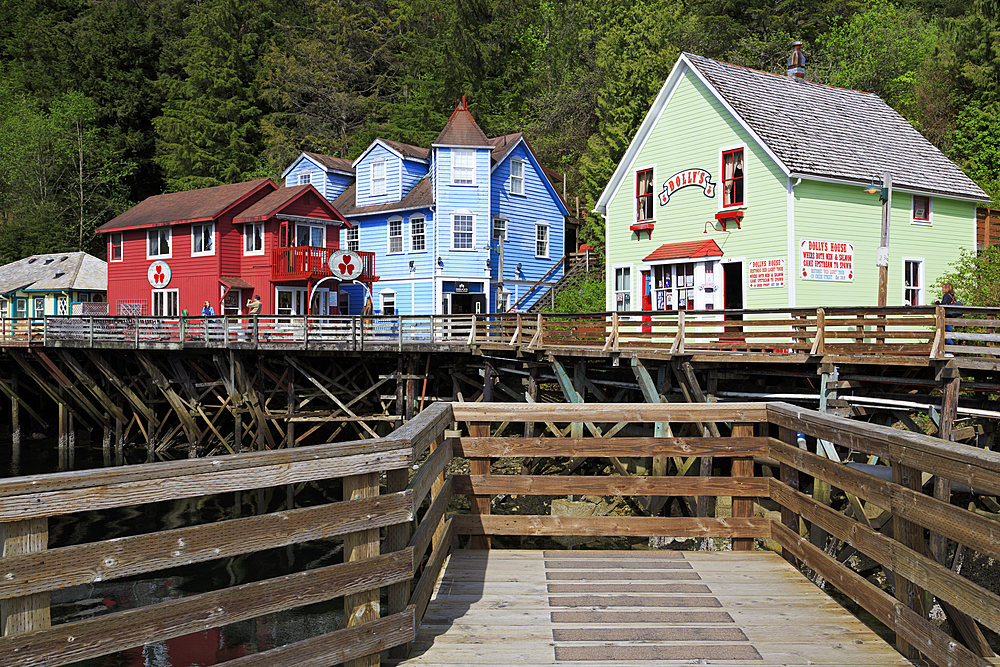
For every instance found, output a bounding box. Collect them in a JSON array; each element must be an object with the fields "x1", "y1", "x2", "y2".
[{"x1": 282, "y1": 101, "x2": 570, "y2": 315}]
